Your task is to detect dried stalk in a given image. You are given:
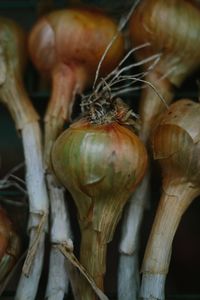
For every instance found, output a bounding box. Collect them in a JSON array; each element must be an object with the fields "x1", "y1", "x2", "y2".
[{"x1": 0, "y1": 18, "x2": 49, "y2": 299}]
